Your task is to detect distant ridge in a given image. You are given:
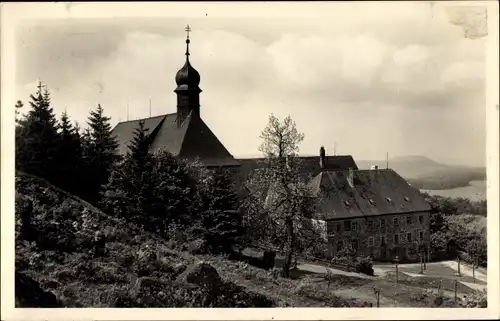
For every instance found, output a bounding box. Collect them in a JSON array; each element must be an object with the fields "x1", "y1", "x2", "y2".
[{"x1": 356, "y1": 155, "x2": 486, "y2": 191}]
